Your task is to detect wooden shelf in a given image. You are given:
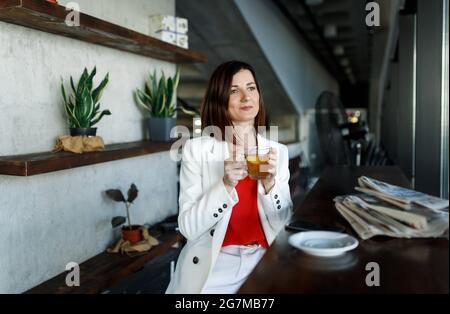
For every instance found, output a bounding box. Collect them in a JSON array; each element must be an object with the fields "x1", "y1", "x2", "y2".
[
  {"x1": 25, "y1": 229, "x2": 184, "y2": 294},
  {"x1": 0, "y1": 0, "x2": 207, "y2": 63},
  {"x1": 0, "y1": 140, "x2": 174, "y2": 177}
]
